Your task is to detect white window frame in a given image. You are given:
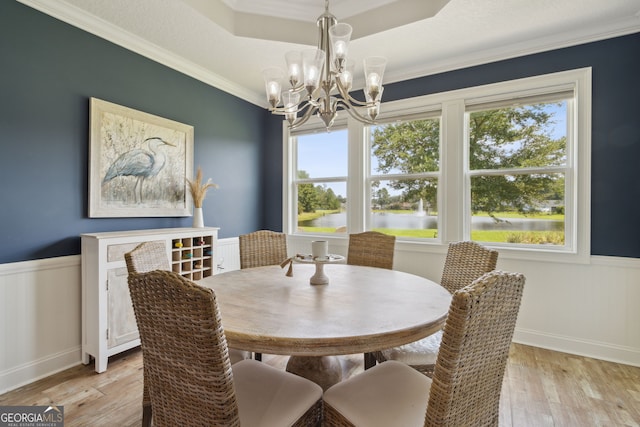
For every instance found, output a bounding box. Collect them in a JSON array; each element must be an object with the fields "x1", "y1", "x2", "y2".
[
  {"x1": 288, "y1": 126, "x2": 349, "y2": 231},
  {"x1": 283, "y1": 68, "x2": 591, "y2": 264}
]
